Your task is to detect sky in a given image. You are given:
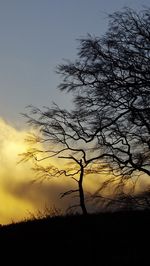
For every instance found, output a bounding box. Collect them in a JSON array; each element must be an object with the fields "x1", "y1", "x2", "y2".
[
  {"x1": 0, "y1": 0, "x2": 150, "y2": 224},
  {"x1": 0, "y1": 0, "x2": 149, "y2": 127}
]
